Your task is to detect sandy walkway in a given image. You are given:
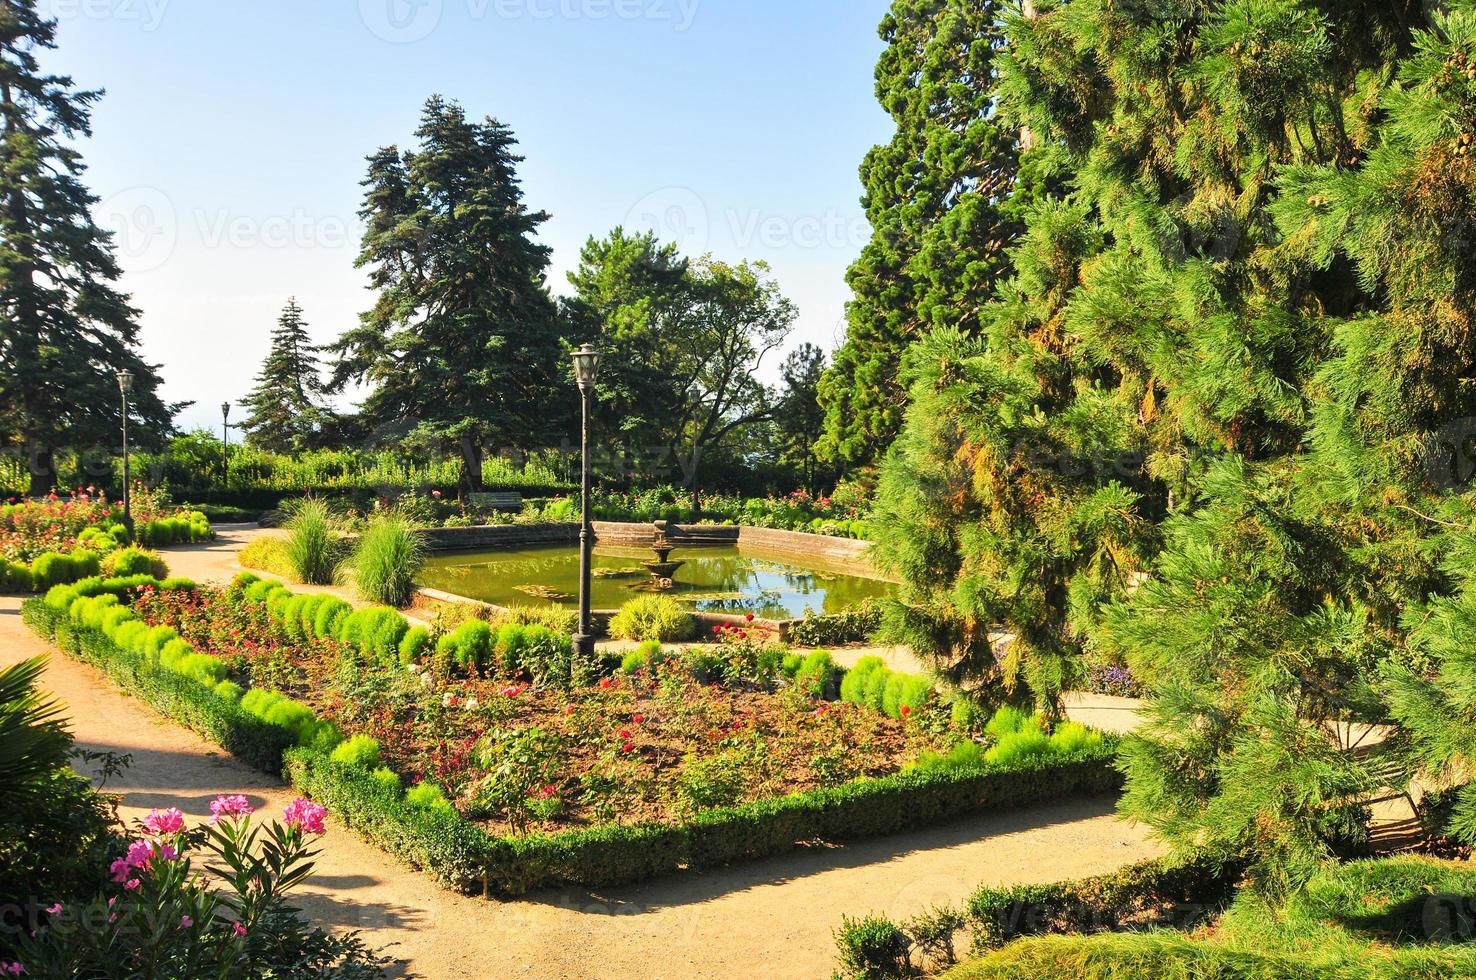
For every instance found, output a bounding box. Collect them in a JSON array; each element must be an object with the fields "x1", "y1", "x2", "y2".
[{"x1": 1, "y1": 530, "x2": 1161, "y2": 979}]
